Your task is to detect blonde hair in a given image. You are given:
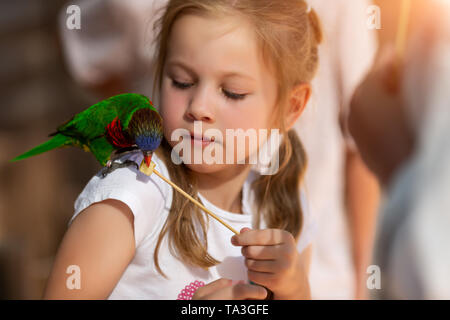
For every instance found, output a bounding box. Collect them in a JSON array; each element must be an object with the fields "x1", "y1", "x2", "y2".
[{"x1": 151, "y1": 0, "x2": 322, "y2": 277}]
